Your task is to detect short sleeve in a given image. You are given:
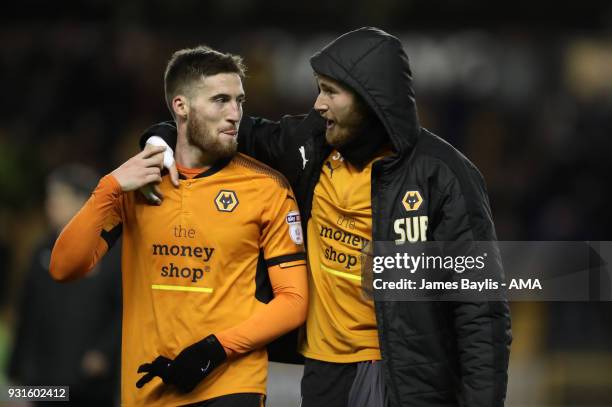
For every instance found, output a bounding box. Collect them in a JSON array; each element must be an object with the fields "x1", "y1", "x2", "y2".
[{"x1": 260, "y1": 181, "x2": 305, "y2": 267}]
